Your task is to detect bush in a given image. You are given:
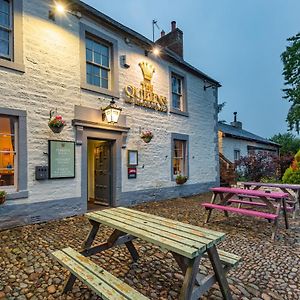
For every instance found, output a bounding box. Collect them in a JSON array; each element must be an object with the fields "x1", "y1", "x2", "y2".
[
  {"x1": 282, "y1": 150, "x2": 300, "y2": 184},
  {"x1": 235, "y1": 152, "x2": 277, "y2": 182}
]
